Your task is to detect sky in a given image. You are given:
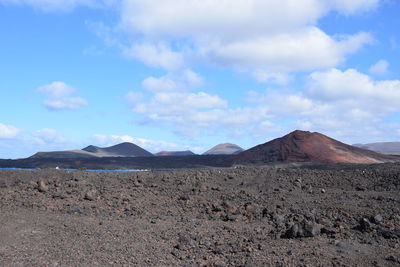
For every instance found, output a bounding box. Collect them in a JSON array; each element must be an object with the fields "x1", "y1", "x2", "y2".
[{"x1": 1, "y1": 0, "x2": 400, "y2": 159}]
